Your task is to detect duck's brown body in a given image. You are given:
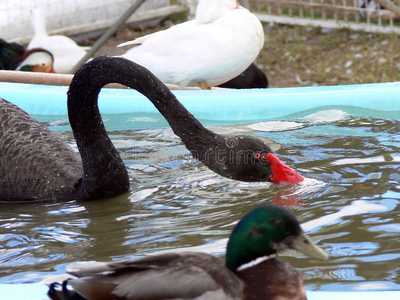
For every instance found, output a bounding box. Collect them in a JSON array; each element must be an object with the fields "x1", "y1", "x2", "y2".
[{"x1": 238, "y1": 258, "x2": 306, "y2": 300}]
